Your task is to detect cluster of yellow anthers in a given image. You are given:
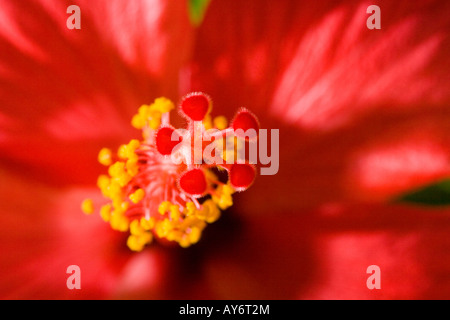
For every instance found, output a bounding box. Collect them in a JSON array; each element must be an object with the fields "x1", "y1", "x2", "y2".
[
  {"x1": 131, "y1": 97, "x2": 174, "y2": 131},
  {"x1": 81, "y1": 93, "x2": 258, "y2": 252}
]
